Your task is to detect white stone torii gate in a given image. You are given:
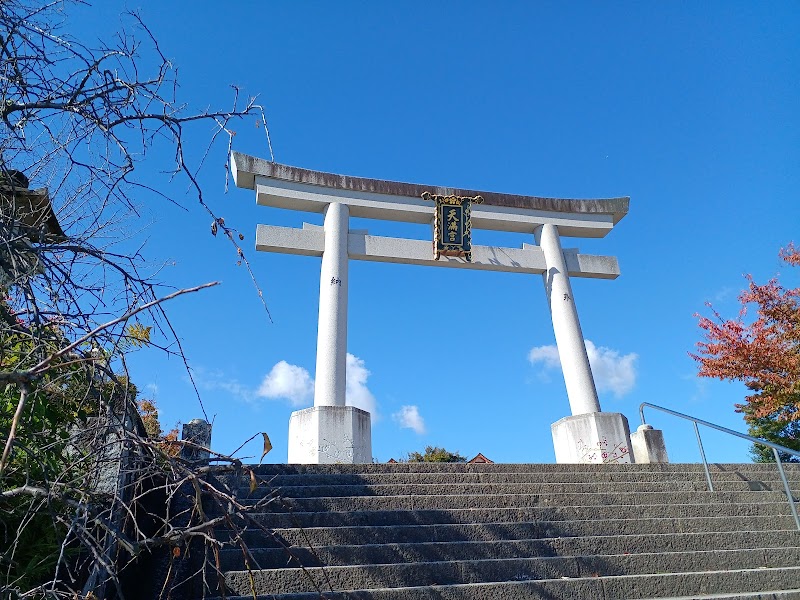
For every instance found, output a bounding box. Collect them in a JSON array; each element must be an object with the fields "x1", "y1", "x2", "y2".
[{"x1": 232, "y1": 152, "x2": 633, "y2": 464}]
